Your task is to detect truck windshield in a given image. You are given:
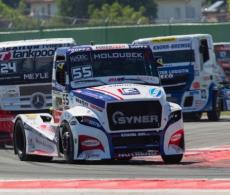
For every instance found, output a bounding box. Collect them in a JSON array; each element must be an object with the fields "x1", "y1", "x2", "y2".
[
  {"x1": 215, "y1": 48, "x2": 230, "y2": 82},
  {"x1": 0, "y1": 56, "x2": 53, "y2": 85},
  {"x1": 69, "y1": 49, "x2": 158, "y2": 84},
  {"x1": 155, "y1": 49, "x2": 195, "y2": 92},
  {"x1": 215, "y1": 50, "x2": 230, "y2": 61},
  {"x1": 154, "y1": 50, "x2": 195, "y2": 64}
]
